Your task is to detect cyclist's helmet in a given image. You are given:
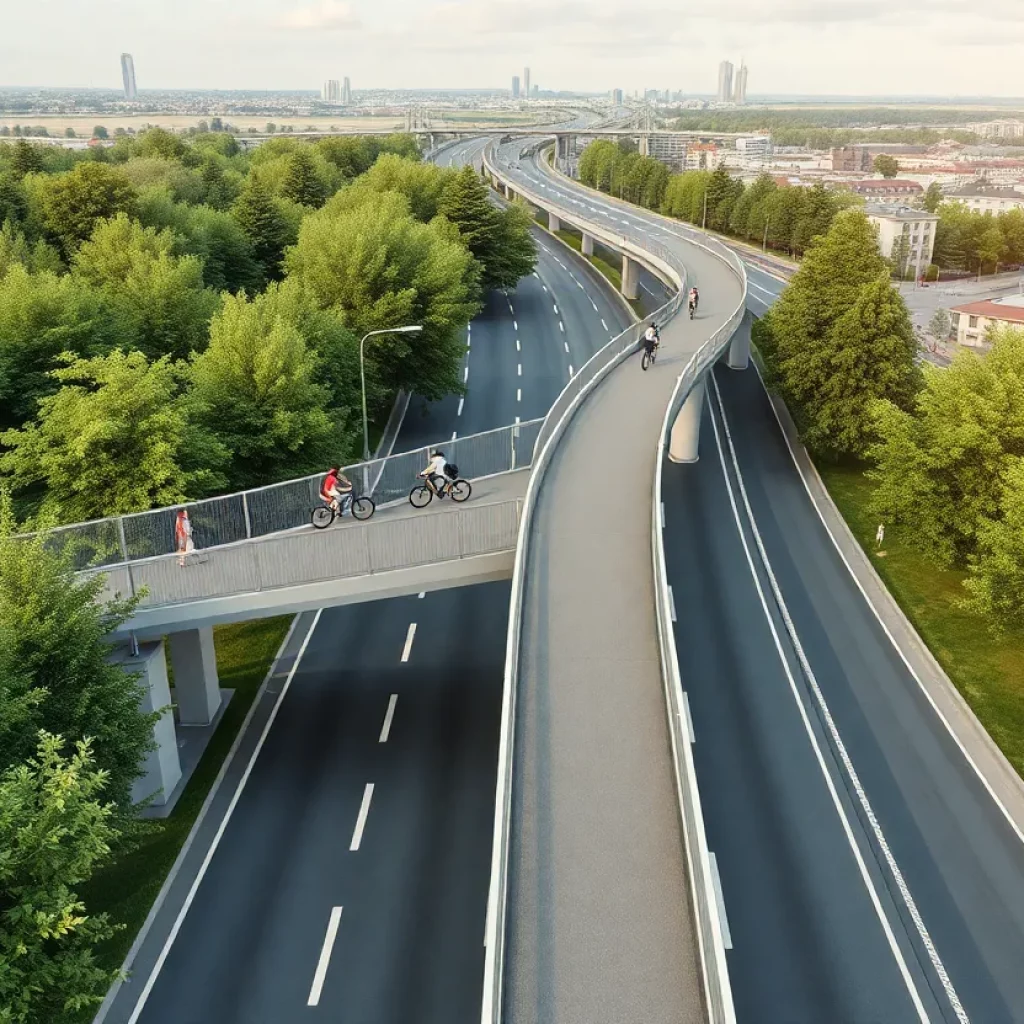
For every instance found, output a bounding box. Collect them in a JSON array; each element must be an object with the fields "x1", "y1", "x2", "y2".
[{"x1": 433, "y1": 451, "x2": 445, "y2": 459}]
